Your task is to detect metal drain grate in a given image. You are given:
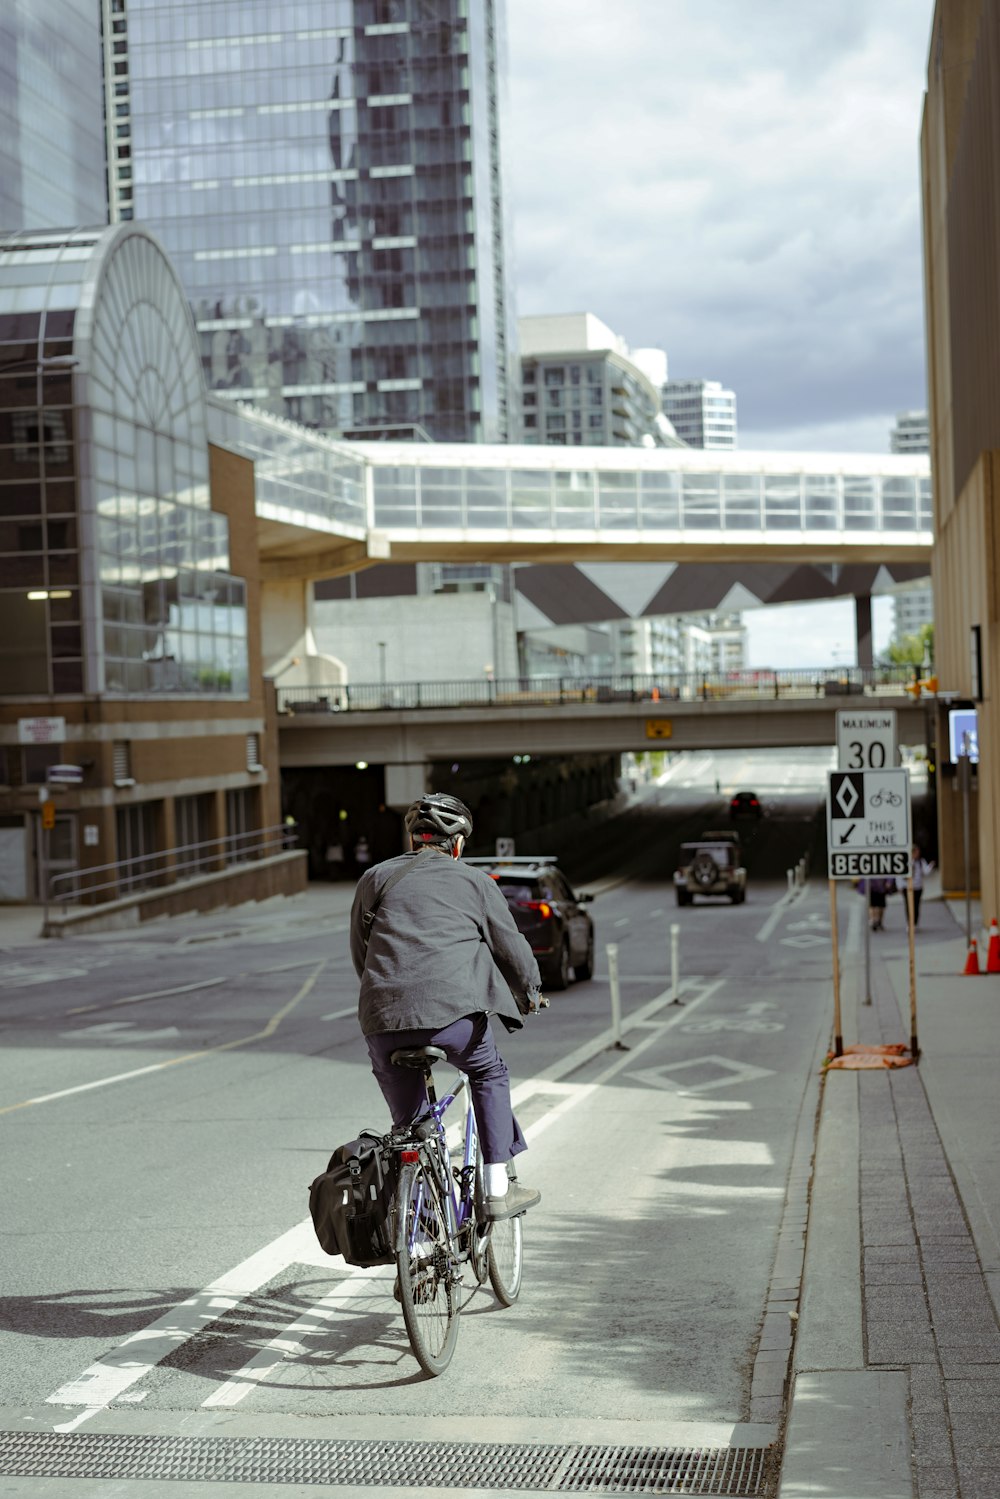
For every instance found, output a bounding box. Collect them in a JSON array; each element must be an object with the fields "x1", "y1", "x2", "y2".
[{"x1": 0, "y1": 1431, "x2": 771, "y2": 1495}]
